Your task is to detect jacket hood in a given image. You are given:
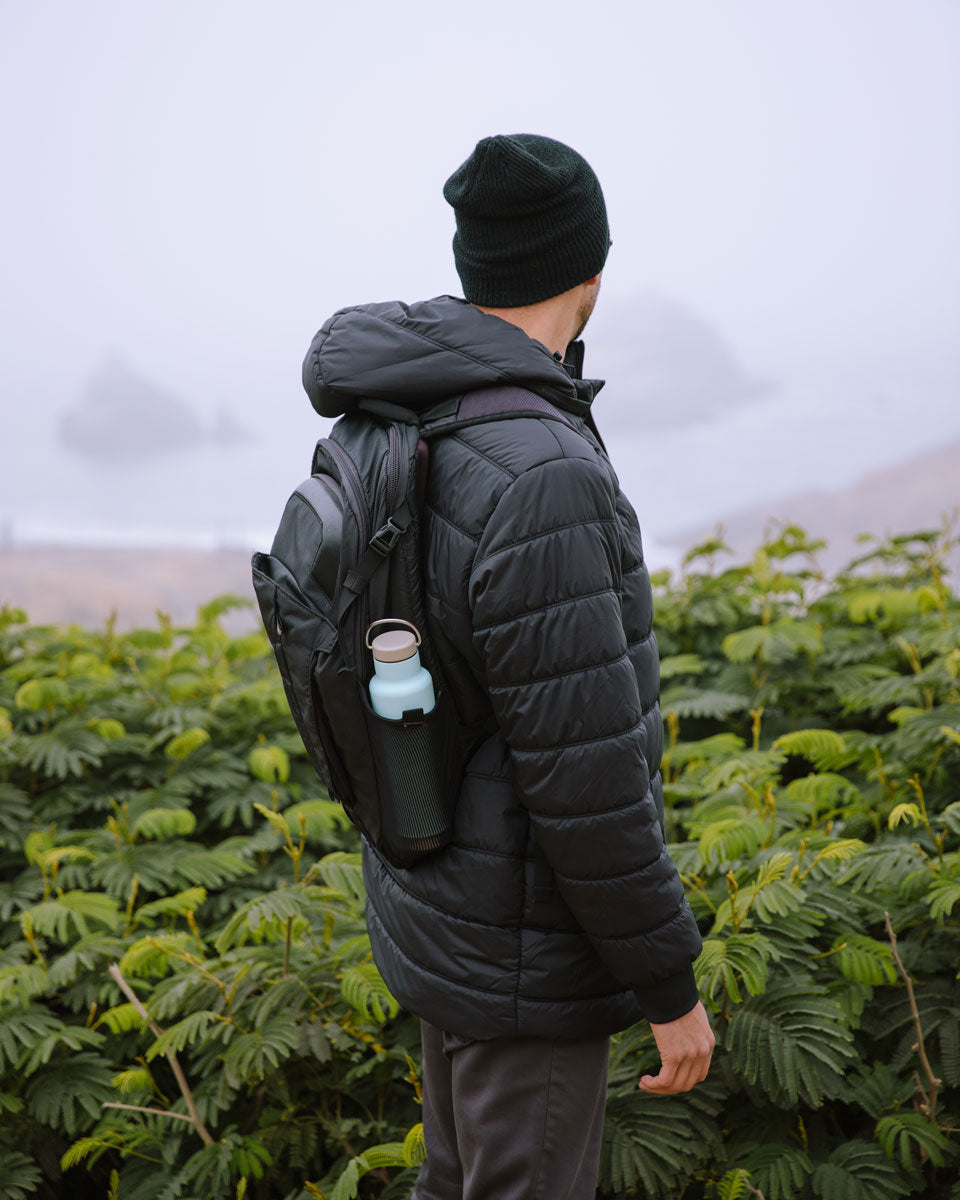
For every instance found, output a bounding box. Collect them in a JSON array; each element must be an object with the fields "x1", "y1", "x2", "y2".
[{"x1": 302, "y1": 295, "x2": 602, "y2": 419}]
